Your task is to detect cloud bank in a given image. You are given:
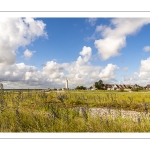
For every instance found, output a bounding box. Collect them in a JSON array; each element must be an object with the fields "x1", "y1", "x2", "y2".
[
  {"x1": 0, "y1": 45, "x2": 119, "y2": 89},
  {"x1": 121, "y1": 57, "x2": 150, "y2": 86}
]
